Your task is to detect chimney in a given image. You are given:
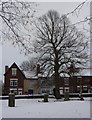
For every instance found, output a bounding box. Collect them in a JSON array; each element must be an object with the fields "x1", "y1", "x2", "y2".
[
  {"x1": 36, "y1": 64, "x2": 40, "y2": 75},
  {"x1": 5, "y1": 66, "x2": 8, "y2": 73}
]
